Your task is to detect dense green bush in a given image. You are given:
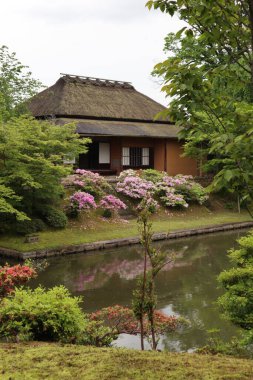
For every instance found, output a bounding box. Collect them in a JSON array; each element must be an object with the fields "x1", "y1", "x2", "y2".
[
  {"x1": 140, "y1": 169, "x2": 164, "y2": 183},
  {"x1": 14, "y1": 218, "x2": 47, "y2": 235},
  {"x1": 0, "y1": 286, "x2": 87, "y2": 342},
  {"x1": 0, "y1": 285, "x2": 116, "y2": 346},
  {"x1": 176, "y1": 182, "x2": 208, "y2": 205},
  {"x1": 218, "y1": 232, "x2": 253, "y2": 342},
  {"x1": 43, "y1": 207, "x2": 68, "y2": 229}
]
